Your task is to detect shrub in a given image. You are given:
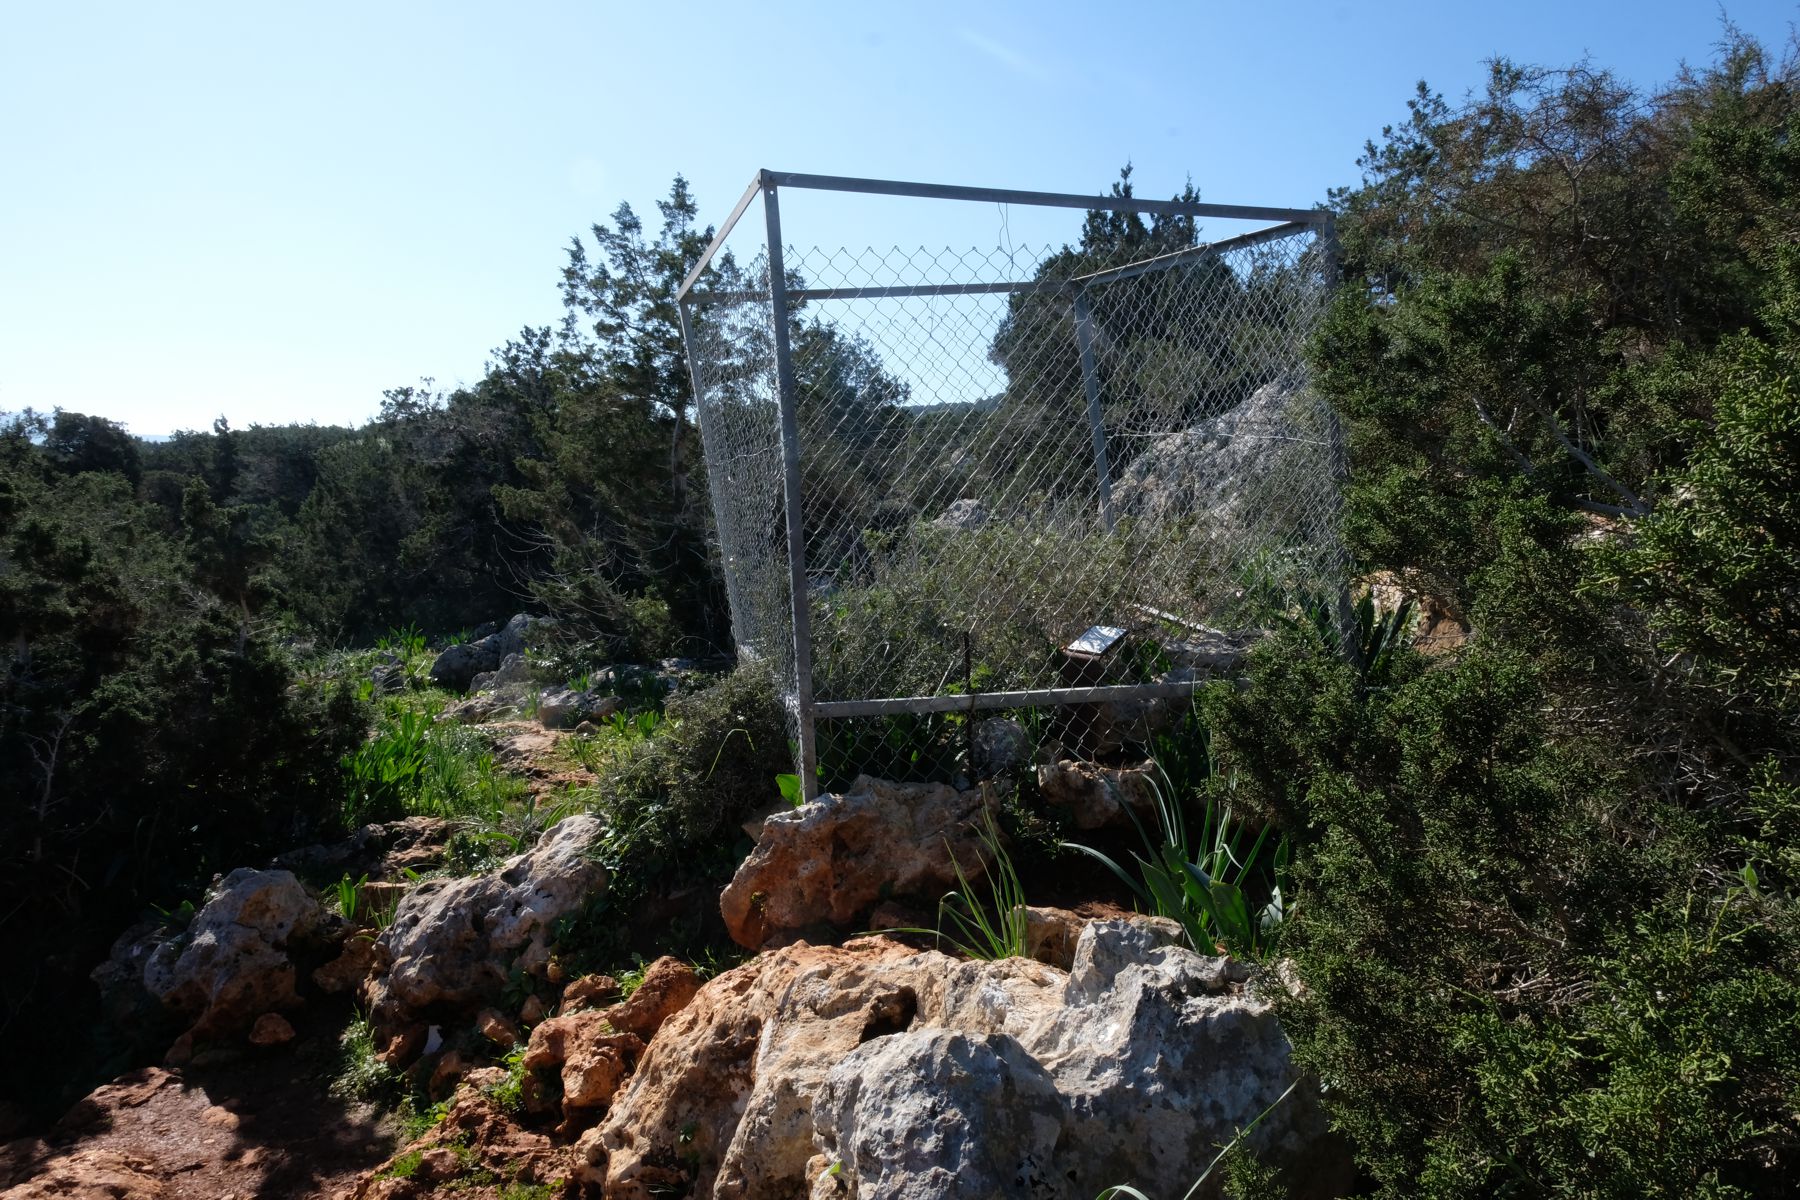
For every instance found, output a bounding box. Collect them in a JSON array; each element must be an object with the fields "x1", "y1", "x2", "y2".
[
  {"x1": 599, "y1": 660, "x2": 791, "y2": 860},
  {"x1": 1207, "y1": 629, "x2": 1800, "y2": 1196}
]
